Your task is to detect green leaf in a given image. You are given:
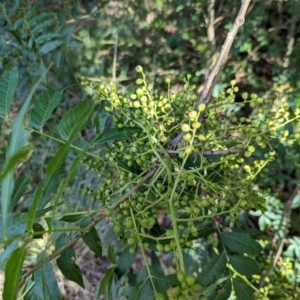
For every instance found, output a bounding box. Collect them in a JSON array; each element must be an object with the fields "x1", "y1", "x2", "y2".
[
  {"x1": 233, "y1": 277, "x2": 254, "y2": 300},
  {"x1": 27, "y1": 163, "x2": 65, "y2": 230},
  {"x1": 59, "y1": 212, "x2": 87, "y2": 223},
  {"x1": 229, "y1": 255, "x2": 260, "y2": 276},
  {"x1": 0, "y1": 67, "x2": 18, "y2": 116},
  {"x1": 93, "y1": 127, "x2": 142, "y2": 145},
  {"x1": 116, "y1": 247, "x2": 137, "y2": 277},
  {"x1": 3, "y1": 245, "x2": 26, "y2": 300},
  {"x1": 151, "y1": 270, "x2": 177, "y2": 298},
  {"x1": 56, "y1": 233, "x2": 84, "y2": 288},
  {"x1": 40, "y1": 40, "x2": 64, "y2": 54},
  {"x1": 0, "y1": 241, "x2": 18, "y2": 271},
  {"x1": 198, "y1": 252, "x2": 227, "y2": 286},
  {"x1": 0, "y1": 207, "x2": 53, "y2": 241},
  {"x1": 97, "y1": 267, "x2": 115, "y2": 298},
  {"x1": 9, "y1": 174, "x2": 30, "y2": 212},
  {"x1": 58, "y1": 101, "x2": 94, "y2": 141},
  {"x1": 107, "y1": 245, "x2": 117, "y2": 264},
  {"x1": 208, "y1": 278, "x2": 232, "y2": 300},
  {"x1": 32, "y1": 222, "x2": 45, "y2": 239},
  {"x1": 1, "y1": 66, "x2": 48, "y2": 237},
  {"x1": 221, "y1": 232, "x2": 262, "y2": 255},
  {"x1": 130, "y1": 279, "x2": 153, "y2": 300},
  {"x1": 34, "y1": 263, "x2": 62, "y2": 300},
  {"x1": 80, "y1": 218, "x2": 102, "y2": 258},
  {"x1": 0, "y1": 146, "x2": 32, "y2": 183},
  {"x1": 46, "y1": 142, "x2": 70, "y2": 177},
  {"x1": 30, "y1": 88, "x2": 64, "y2": 130}
]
